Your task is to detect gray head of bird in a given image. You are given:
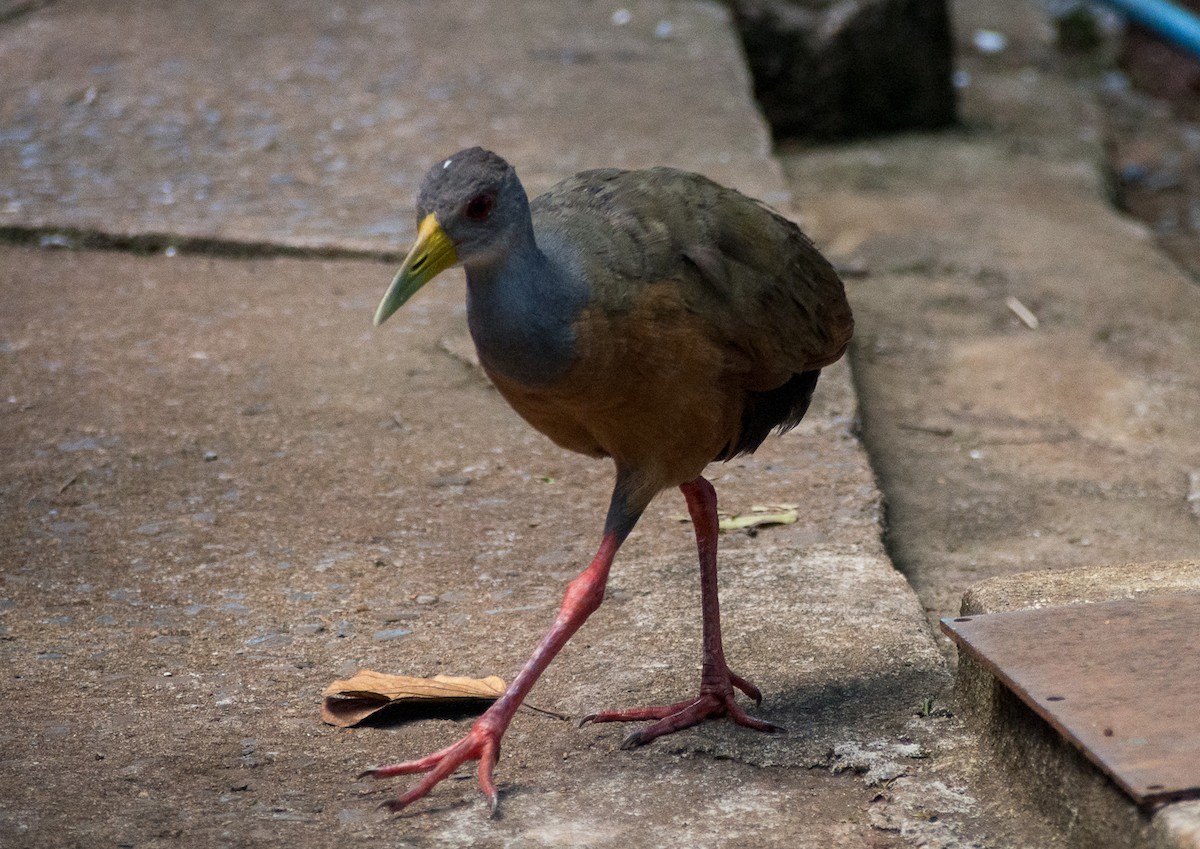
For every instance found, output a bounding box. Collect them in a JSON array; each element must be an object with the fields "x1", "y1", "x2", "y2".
[{"x1": 374, "y1": 148, "x2": 532, "y2": 326}]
